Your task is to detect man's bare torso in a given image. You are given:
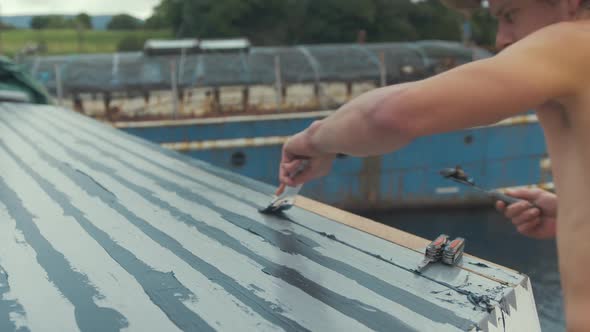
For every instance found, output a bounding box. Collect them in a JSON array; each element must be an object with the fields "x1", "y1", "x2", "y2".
[{"x1": 537, "y1": 89, "x2": 590, "y2": 321}]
